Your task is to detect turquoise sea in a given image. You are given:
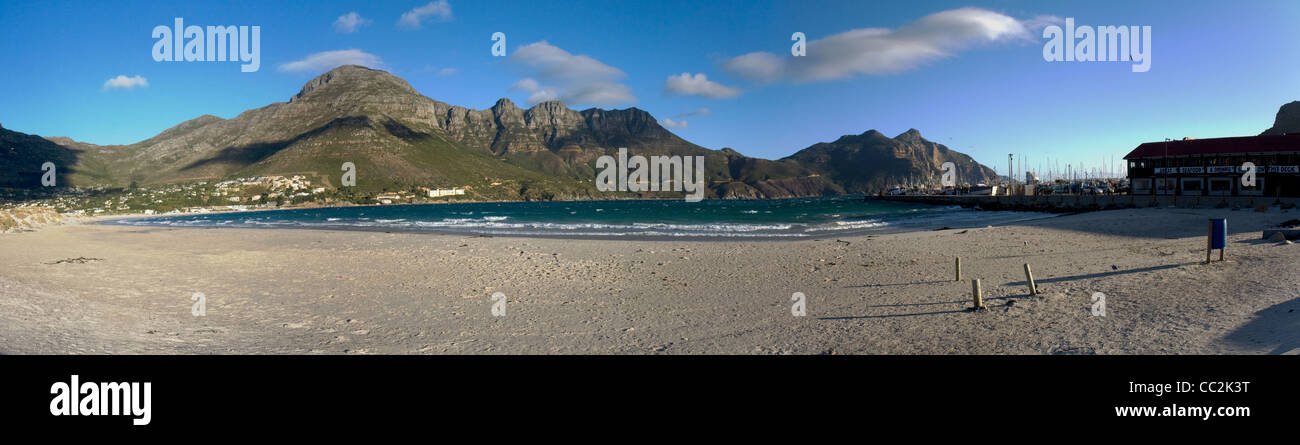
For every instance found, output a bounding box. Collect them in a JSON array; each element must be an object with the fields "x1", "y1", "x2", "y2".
[{"x1": 109, "y1": 196, "x2": 1053, "y2": 239}]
